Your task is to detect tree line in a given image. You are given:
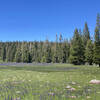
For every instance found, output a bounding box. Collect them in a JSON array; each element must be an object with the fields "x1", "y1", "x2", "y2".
[{"x1": 0, "y1": 14, "x2": 100, "y2": 66}]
